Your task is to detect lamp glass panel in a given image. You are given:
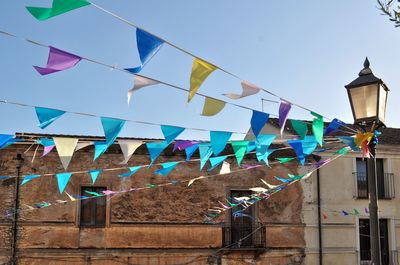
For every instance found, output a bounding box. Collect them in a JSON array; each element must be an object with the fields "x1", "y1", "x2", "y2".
[
  {"x1": 378, "y1": 85, "x2": 388, "y2": 122},
  {"x1": 349, "y1": 84, "x2": 378, "y2": 120}
]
